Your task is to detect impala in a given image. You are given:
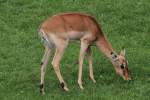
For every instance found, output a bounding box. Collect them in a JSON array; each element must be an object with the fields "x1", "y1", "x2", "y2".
[{"x1": 38, "y1": 12, "x2": 131, "y2": 94}]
